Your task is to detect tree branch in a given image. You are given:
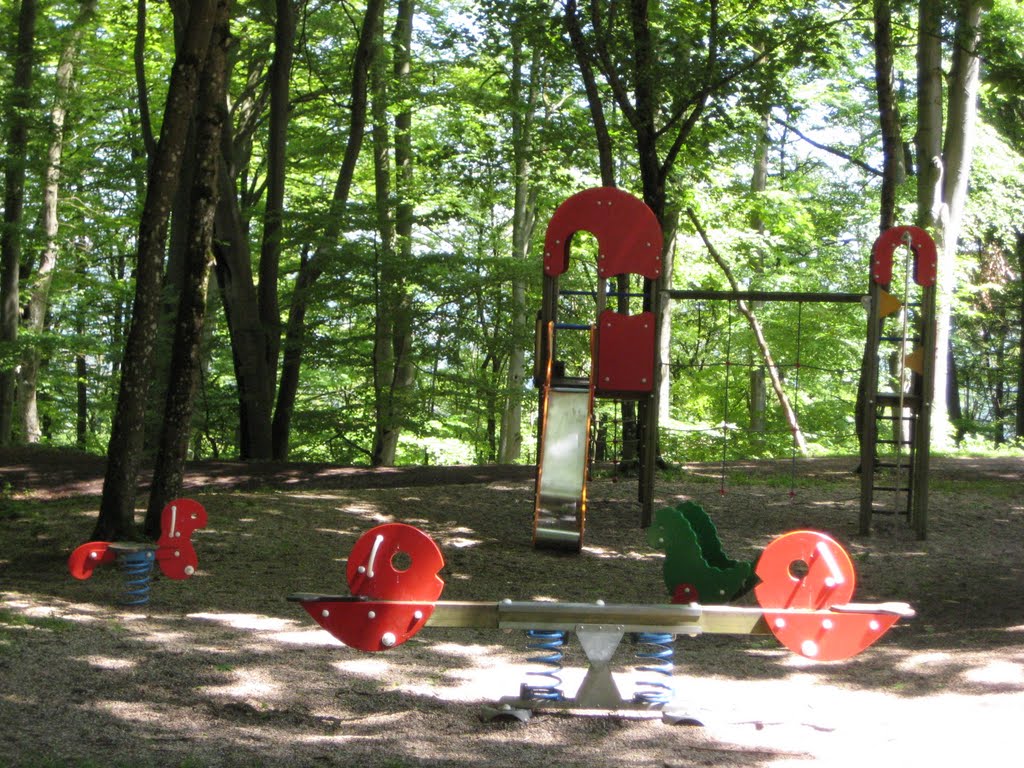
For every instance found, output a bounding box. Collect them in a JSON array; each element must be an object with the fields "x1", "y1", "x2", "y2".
[
  {"x1": 772, "y1": 115, "x2": 883, "y2": 177},
  {"x1": 685, "y1": 207, "x2": 808, "y2": 454}
]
